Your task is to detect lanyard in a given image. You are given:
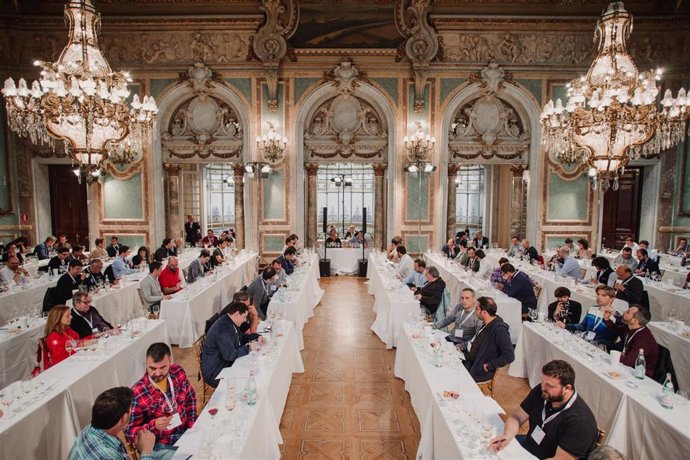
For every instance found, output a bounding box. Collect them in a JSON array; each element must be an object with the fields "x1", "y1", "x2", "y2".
[
  {"x1": 541, "y1": 392, "x2": 577, "y2": 427},
  {"x1": 623, "y1": 327, "x2": 645, "y2": 353},
  {"x1": 149, "y1": 375, "x2": 176, "y2": 412},
  {"x1": 456, "y1": 308, "x2": 475, "y2": 328},
  {"x1": 74, "y1": 308, "x2": 94, "y2": 329},
  {"x1": 592, "y1": 311, "x2": 604, "y2": 331}
]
